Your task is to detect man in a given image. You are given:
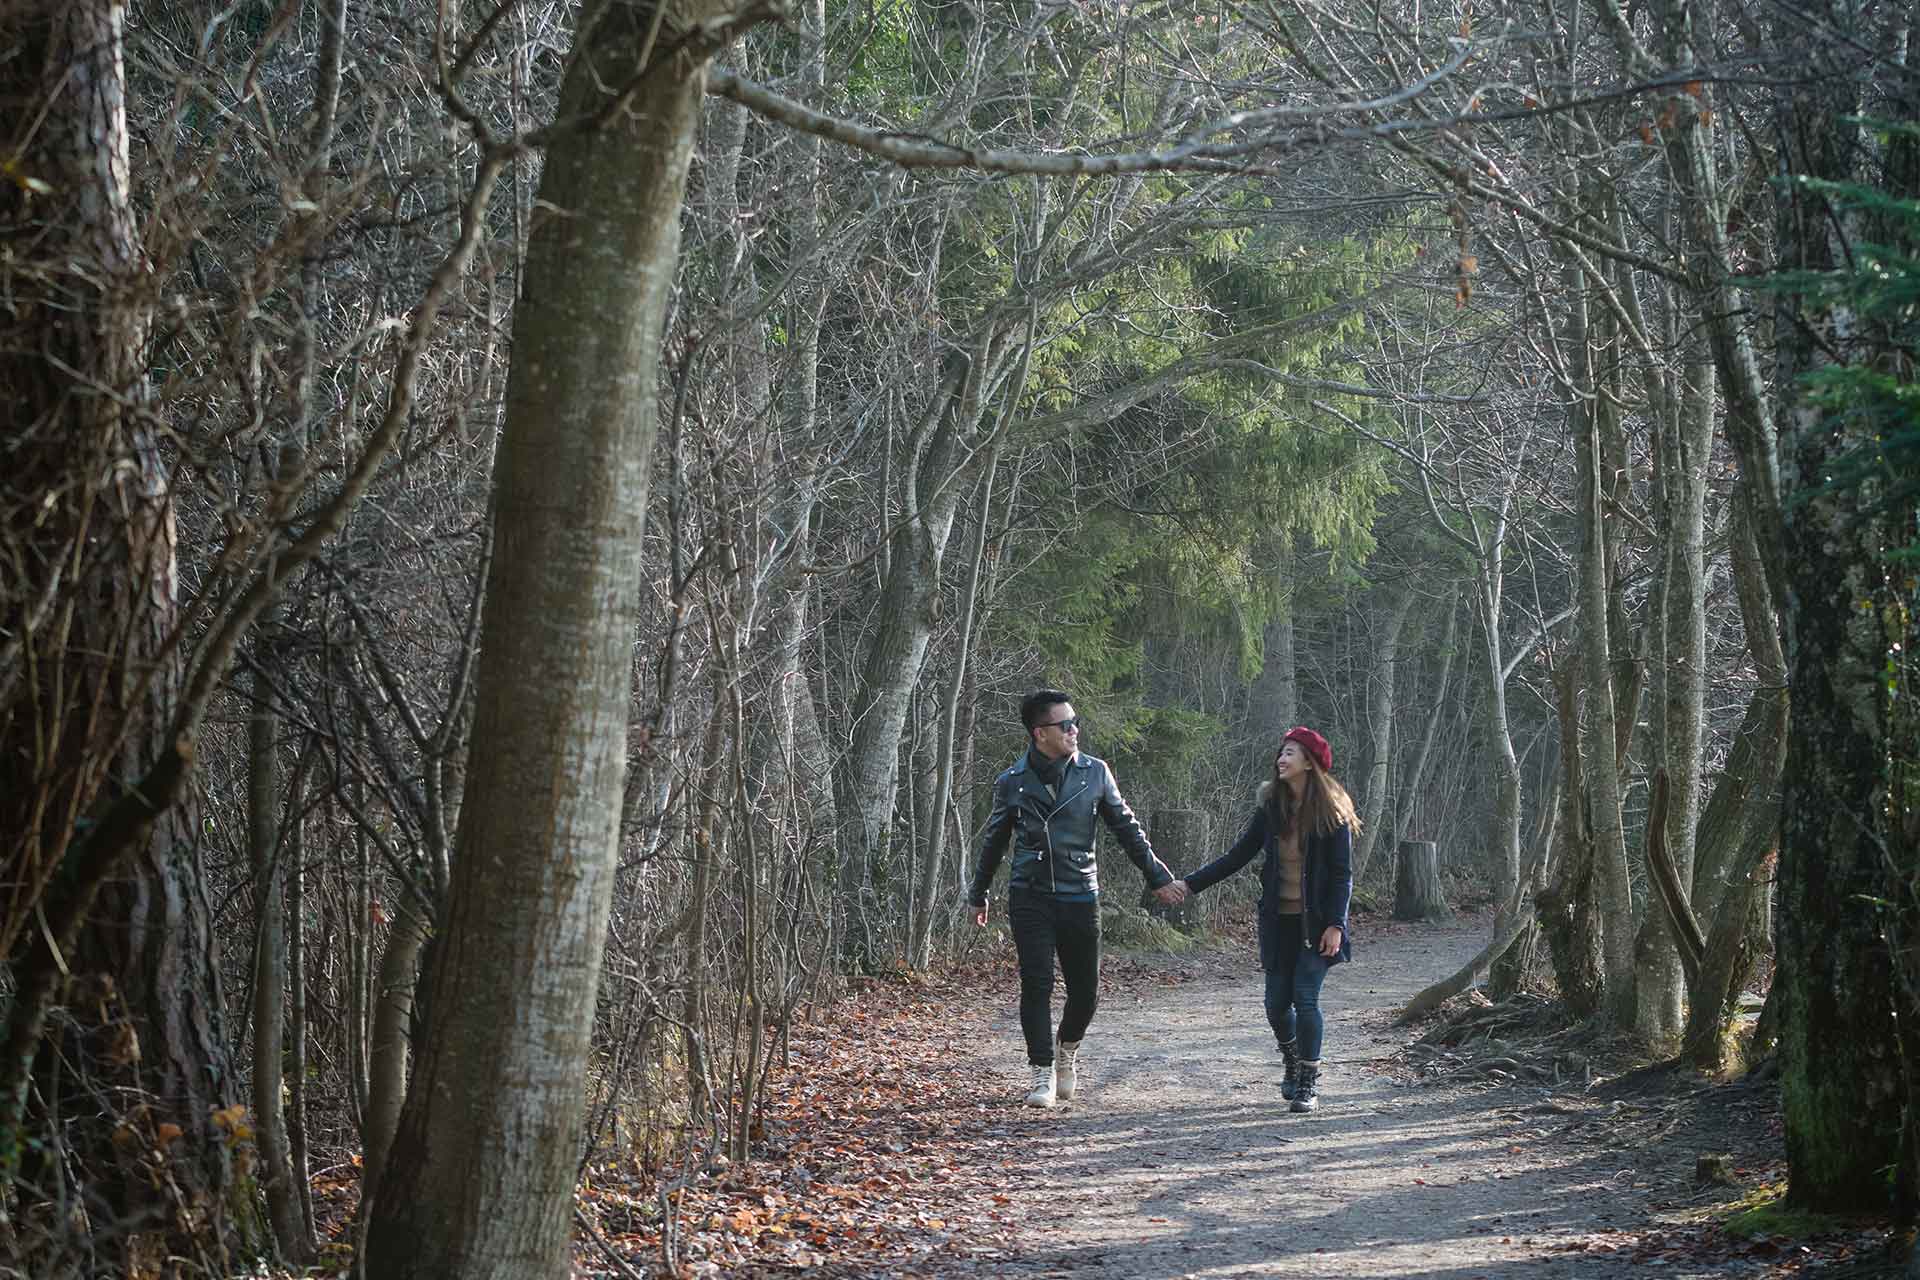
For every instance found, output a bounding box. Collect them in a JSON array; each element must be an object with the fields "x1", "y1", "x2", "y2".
[{"x1": 970, "y1": 690, "x2": 1188, "y2": 1108}]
